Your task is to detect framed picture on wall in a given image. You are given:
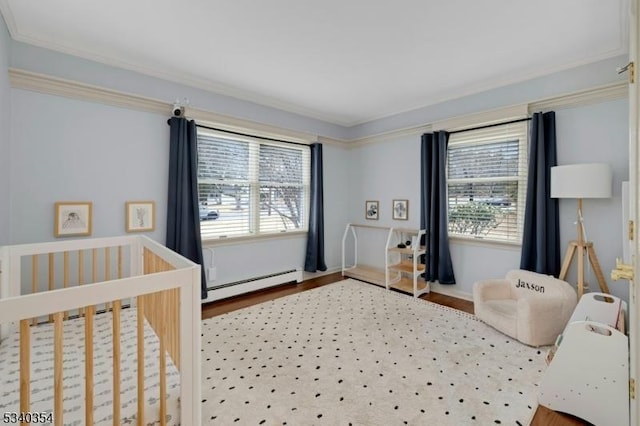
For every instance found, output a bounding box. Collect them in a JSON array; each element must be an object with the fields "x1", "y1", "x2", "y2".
[
  {"x1": 54, "y1": 201, "x2": 93, "y2": 237},
  {"x1": 392, "y1": 199, "x2": 408, "y2": 220},
  {"x1": 125, "y1": 201, "x2": 155, "y2": 232},
  {"x1": 365, "y1": 200, "x2": 379, "y2": 220}
]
